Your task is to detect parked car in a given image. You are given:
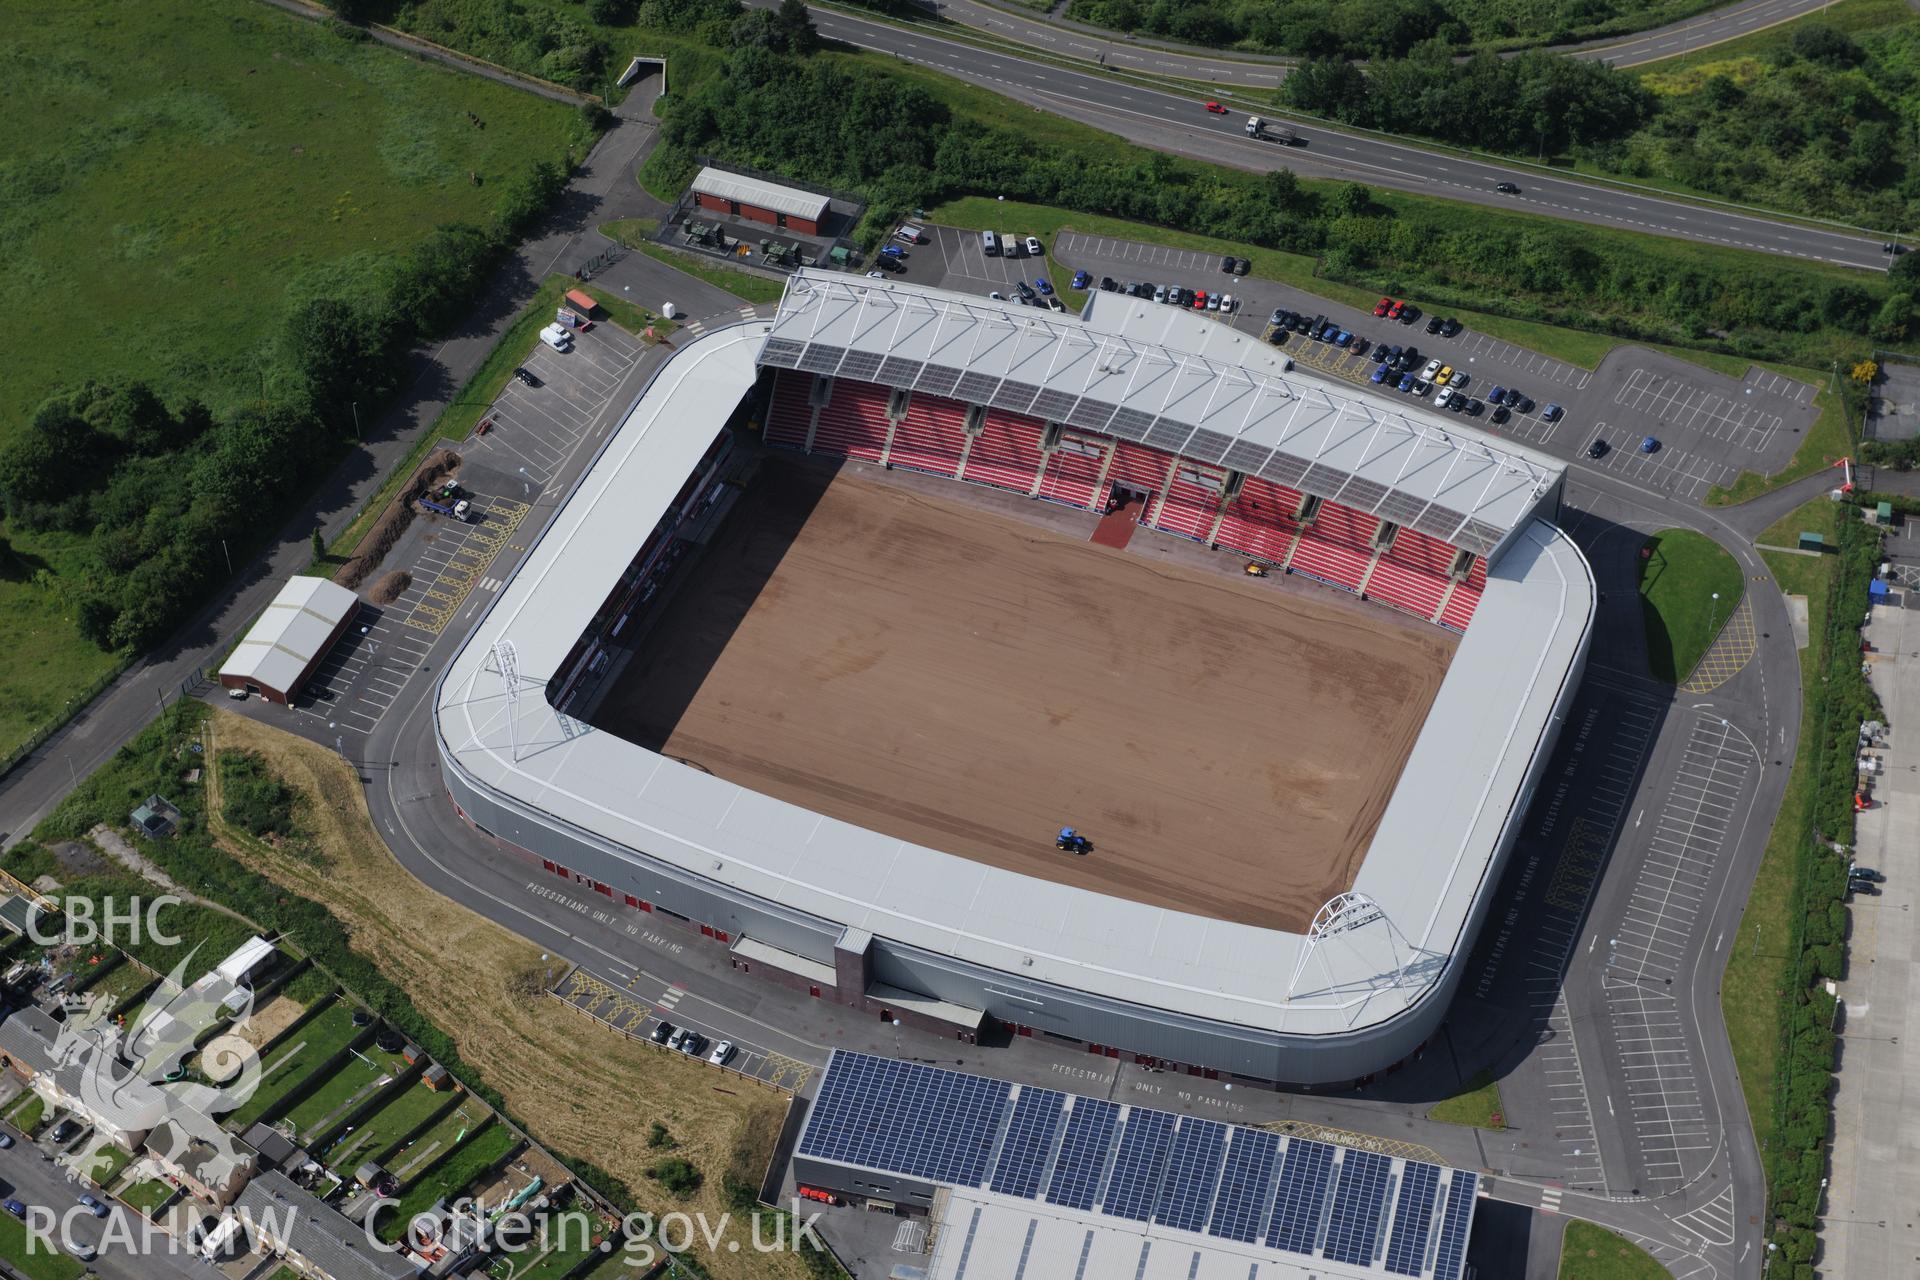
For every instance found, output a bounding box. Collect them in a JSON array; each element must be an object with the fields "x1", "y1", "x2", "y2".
[
  {"x1": 1371, "y1": 364, "x2": 1391, "y2": 384},
  {"x1": 1399, "y1": 305, "x2": 1422, "y2": 325},
  {"x1": 1206, "y1": 293, "x2": 1222, "y2": 310},
  {"x1": 1046, "y1": 295, "x2": 1065, "y2": 312},
  {"x1": 49, "y1": 1120, "x2": 81, "y2": 1145},
  {"x1": 0, "y1": 1133, "x2": 14, "y2": 1150},
  {"x1": 651, "y1": 1021, "x2": 676, "y2": 1045},
  {"x1": 1334, "y1": 330, "x2": 1351, "y2": 346},
  {"x1": 678, "y1": 1031, "x2": 707, "y2": 1057},
  {"x1": 78, "y1": 1195, "x2": 108, "y2": 1219},
  {"x1": 1435, "y1": 386, "x2": 1455, "y2": 409},
  {"x1": 1587, "y1": 439, "x2": 1609, "y2": 458},
  {"x1": 1488, "y1": 384, "x2": 1506, "y2": 404},
  {"x1": 1420, "y1": 358, "x2": 1443, "y2": 380},
  {"x1": 1034, "y1": 277, "x2": 1052, "y2": 295},
  {"x1": 1425, "y1": 314, "x2": 1444, "y2": 335},
  {"x1": 1219, "y1": 294, "x2": 1235, "y2": 313},
  {"x1": 1640, "y1": 436, "x2": 1661, "y2": 453},
  {"x1": 1441, "y1": 317, "x2": 1463, "y2": 337},
  {"x1": 665, "y1": 1026, "x2": 689, "y2": 1051},
  {"x1": 1015, "y1": 280, "x2": 1036, "y2": 300},
  {"x1": 512, "y1": 367, "x2": 541, "y2": 388},
  {"x1": 1850, "y1": 864, "x2": 1885, "y2": 882},
  {"x1": 873, "y1": 256, "x2": 903, "y2": 273},
  {"x1": 878, "y1": 244, "x2": 904, "y2": 259},
  {"x1": 1542, "y1": 403, "x2": 1564, "y2": 422},
  {"x1": 1435, "y1": 365, "x2": 1454, "y2": 385},
  {"x1": 1466, "y1": 398, "x2": 1484, "y2": 416},
  {"x1": 1450, "y1": 370, "x2": 1469, "y2": 388},
  {"x1": 1071, "y1": 270, "x2": 1090, "y2": 290},
  {"x1": 1099, "y1": 276, "x2": 1117, "y2": 291},
  {"x1": 1397, "y1": 373, "x2": 1417, "y2": 393},
  {"x1": 1387, "y1": 300, "x2": 1405, "y2": 320},
  {"x1": 2, "y1": 1201, "x2": 23, "y2": 1221},
  {"x1": 708, "y1": 1040, "x2": 735, "y2": 1066},
  {"x1": 1349, "y1": 336, "x2": 1367, "y2": 354},
  {"x1": 1220, "y1": 254, "x2": 1236, "y2": 272},
  {"x1": 1491, "y1": 405, "x2": 1511, "y2": 424},
  {"x1": 1413, "y1": 379, "x2": 1432, "y2": 396},
  {"x1": 1153, "y1": 284, "x2": 1168, "y2": 303},
  {"x1": 1374, "y1": 297, "x2": 1394, "y2": 317},
  {"x1": 1270, "y1": 308, "x2": 1290, "y2": 327},
  {"x1": 1024, "y1": 236, "x2": 1043, "y2": 257},
  {"x1": 988, "y1": 291, "x2": 1006, "y2": 301},
  {"x1": 1501, "y1": 386, "x2": 1523, "y2": 406},
  {"x1": 1232, "y1": 257, "x2": 1250, "y2": 276},
  {"x1": 1515, "y1": 395, "x2": 1535, "y2": 414}
]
